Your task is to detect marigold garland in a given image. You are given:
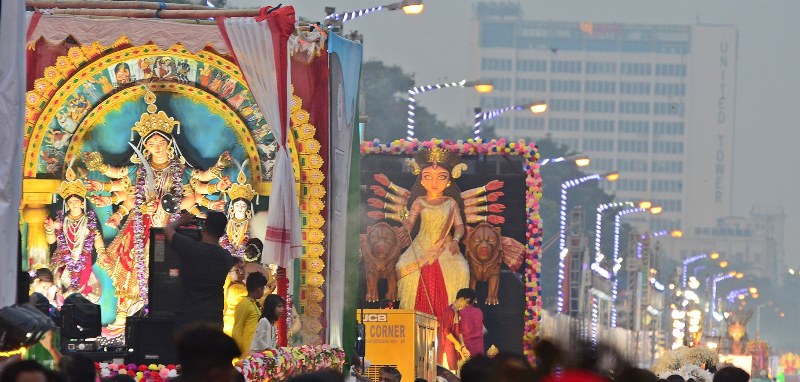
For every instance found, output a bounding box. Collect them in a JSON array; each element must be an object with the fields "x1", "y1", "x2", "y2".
[{"x1": 238, "y1": 345, "x2": 345, "y2": 382}]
